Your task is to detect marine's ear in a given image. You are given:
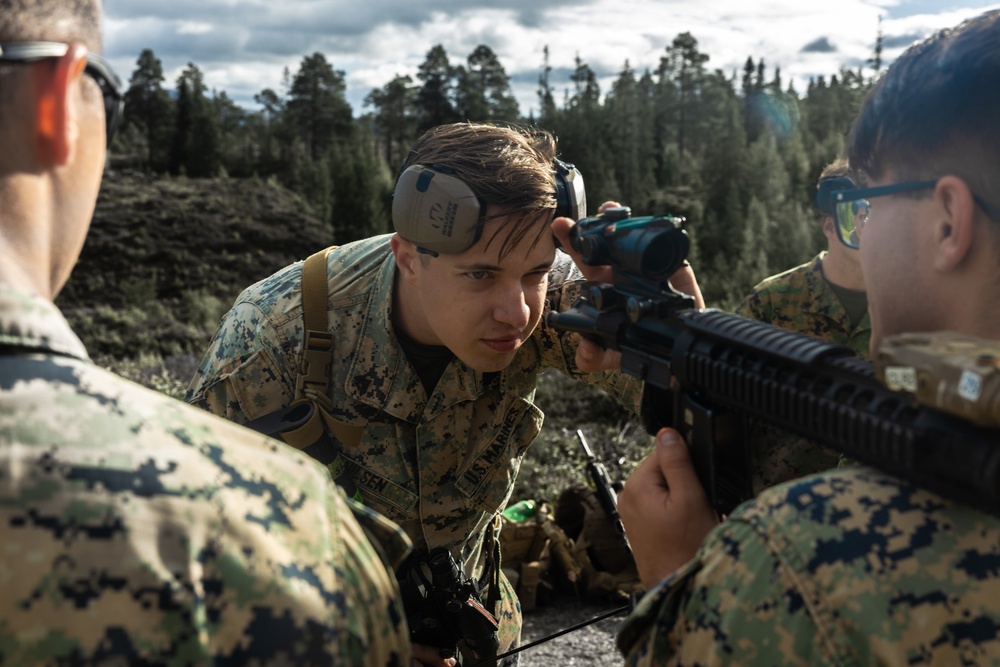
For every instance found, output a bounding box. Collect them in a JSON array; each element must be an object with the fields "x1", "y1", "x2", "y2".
[
  {"x1": 931, "y1": 175, "x2": 977, "y2": 273},
  {"x1": 32, "y1": 43, "x2": 88, "y2": 166},
  {"x1": 390, "y1": 233, "x2": 421, "y2": 282},
  {"x1": 821, "y1": 215, "x2": 836, "y2": 242}
]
